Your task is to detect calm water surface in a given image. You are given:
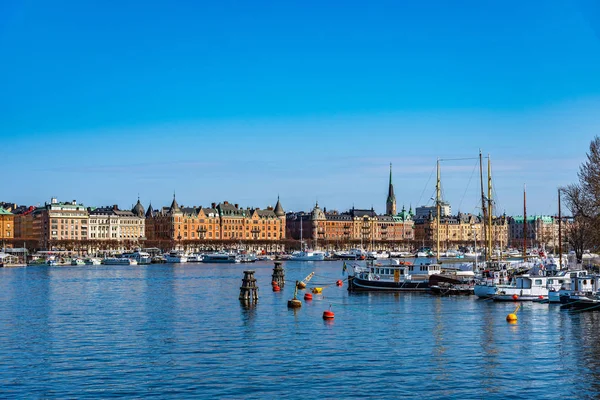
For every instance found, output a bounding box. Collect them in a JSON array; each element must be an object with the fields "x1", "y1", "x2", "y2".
[{"x1": 1, "y1": 261, "x2": 599, "y2": 399}]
